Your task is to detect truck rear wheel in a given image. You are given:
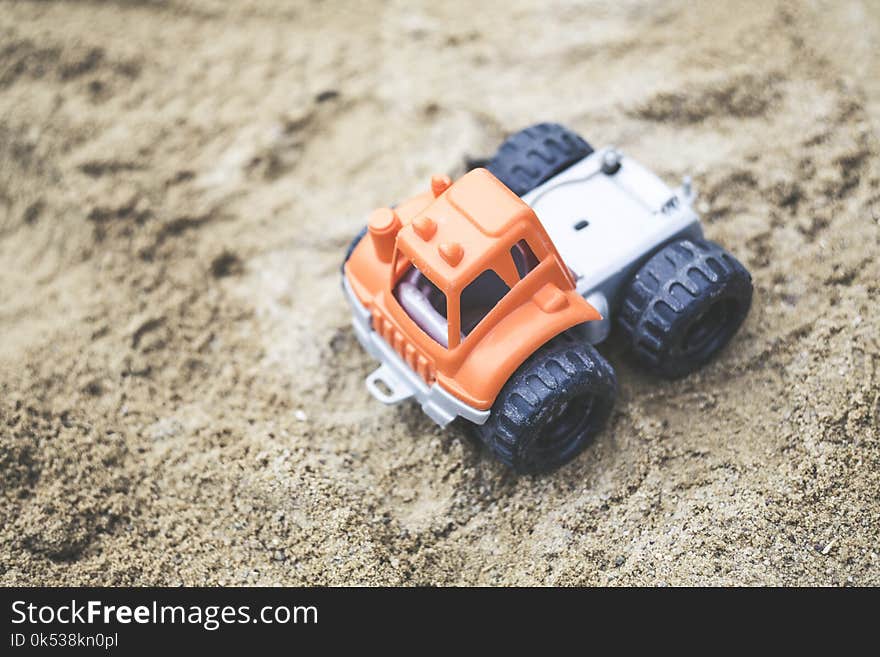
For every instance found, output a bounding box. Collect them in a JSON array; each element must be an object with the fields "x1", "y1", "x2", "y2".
[
  {"x1": 486, "y1": 123, "x2": 593, "y2": 196},
  {"x1": 617, "y1": 238, "x2": 753, "y2": 378},
  {"x1": 472, "y1": 333, "x2": 616, "y2": 474}
]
